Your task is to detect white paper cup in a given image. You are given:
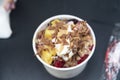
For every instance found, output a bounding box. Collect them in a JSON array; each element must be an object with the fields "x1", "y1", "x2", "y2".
[{"x1": 32, "y1": 15, "x2": 96, "y2": 79}]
